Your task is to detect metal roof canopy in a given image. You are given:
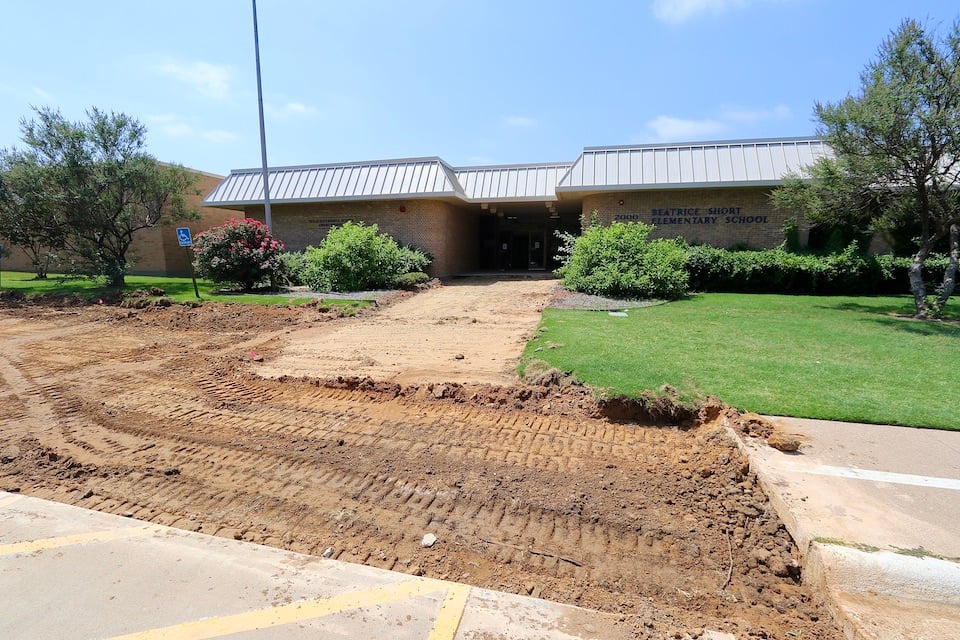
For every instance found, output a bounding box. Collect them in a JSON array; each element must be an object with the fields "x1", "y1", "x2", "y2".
[
  {"x1": 455, "y1": 163, "x2": 571, "y2": 202},
  {"x1": 203, "y1": 137, "x2": 831, "y2": 208},
  {"x1": 555, "y1": 137, "x2": 832, "y2": 193},
  {"x1": 203, "y1": 157, "x2": 466, "y2": 207}
]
